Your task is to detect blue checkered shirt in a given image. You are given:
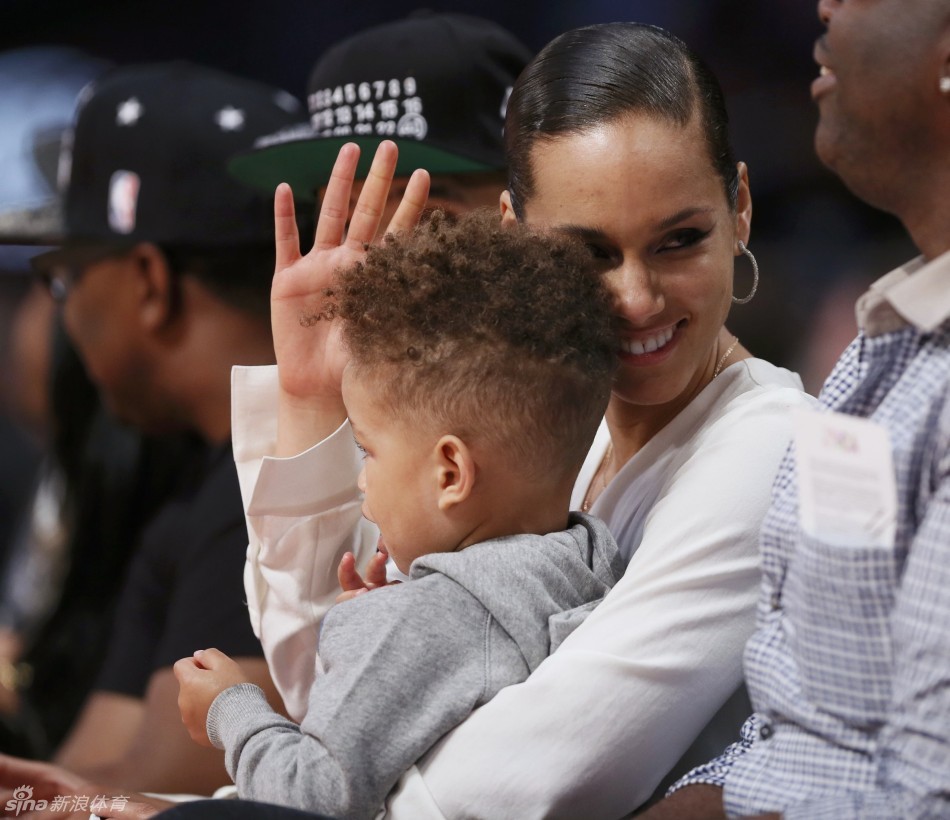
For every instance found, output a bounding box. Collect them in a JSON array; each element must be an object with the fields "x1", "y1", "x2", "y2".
[{"x1": 674, "y1": 253, "x2": 950, "y2": 819}]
